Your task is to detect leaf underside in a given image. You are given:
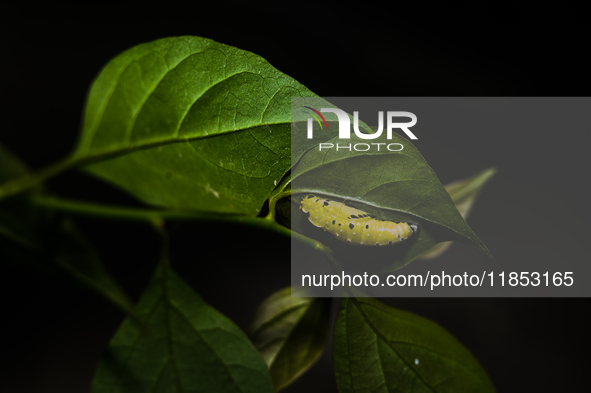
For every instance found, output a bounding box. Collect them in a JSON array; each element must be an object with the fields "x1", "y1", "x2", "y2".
[
  {"x1": 419, "y1": 167, "x2": 496, "y2": 260},
  {"x1": 289, "y1": 132, "x2": 490, "y2": 270}
]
